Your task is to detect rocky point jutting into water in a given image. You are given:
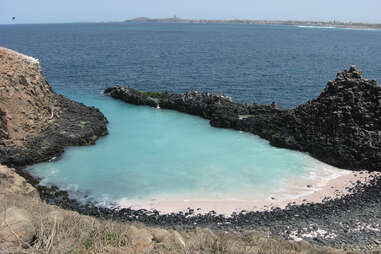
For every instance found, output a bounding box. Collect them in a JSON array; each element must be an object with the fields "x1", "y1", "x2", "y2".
[
  {"x1": 105, "y1": 66, "x2": 381, "y2": 171},
  {"x1": 0, "y1": 47, "x2": 108, "y2": 167},
  {"x1": 2, "y1": 47, "x2": 381, "y2": 251}
]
